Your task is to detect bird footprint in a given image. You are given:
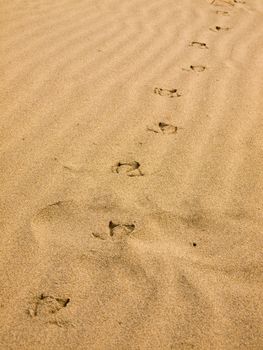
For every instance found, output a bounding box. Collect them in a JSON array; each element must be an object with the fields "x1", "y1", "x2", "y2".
[
  {"x1": 210, "y1": 26, "x2": 230, "y2": 32},
  {"x1": 210, "y1": 0, "x2": 233, "y2": 6},
  {"x1": 216, "y1": 10, "x2": 229, "y2": 15},
  {"x1": 154, "y1": 87, "x2": 181, "y2": 98},
  {"x1": 189, "y1": 41, "x2": 208, "y2": 49},
  {"x1": 183, "y1": 65, "x2": 206, "y2": 73},
  {"x1": 109, "y1": 221, "x2": 135, "y2": 237},
  {"x1": 92, "y1": 221, "x2": 135, "y2": 241},
  {"x1": 147, "y1": 122, "x2": 178, "y2": 135},
  {"x1": 112, "y1": 161, "x2": 144, "y2": 177},
  {"x1": 28, "y1": 294, "x2": 70, "y2": 318}
]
